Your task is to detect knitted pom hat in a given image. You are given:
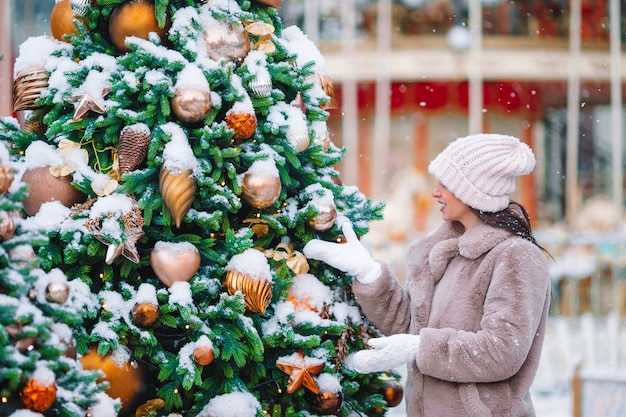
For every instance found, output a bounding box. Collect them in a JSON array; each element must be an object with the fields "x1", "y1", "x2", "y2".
[{"x1": 428, "y1": 133, "x2": 536, "y2": 212}]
